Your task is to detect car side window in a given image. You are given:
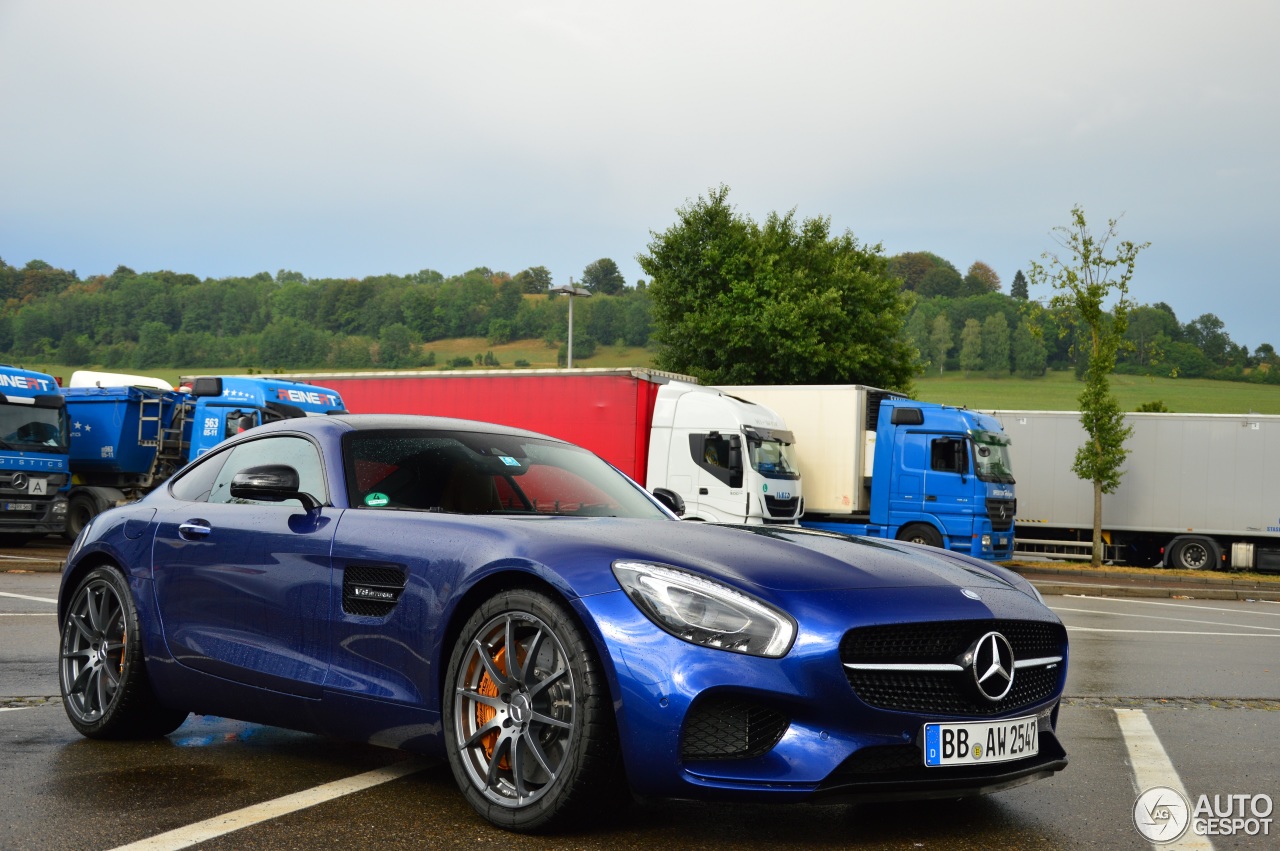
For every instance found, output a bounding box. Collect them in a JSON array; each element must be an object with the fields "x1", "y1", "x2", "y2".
[
  {"x1": 207, "y1": 436, "x2": 327, "y2": 506},
  {"x1": 169, "y1": 451, "x2": 229, "y2": 503}
]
